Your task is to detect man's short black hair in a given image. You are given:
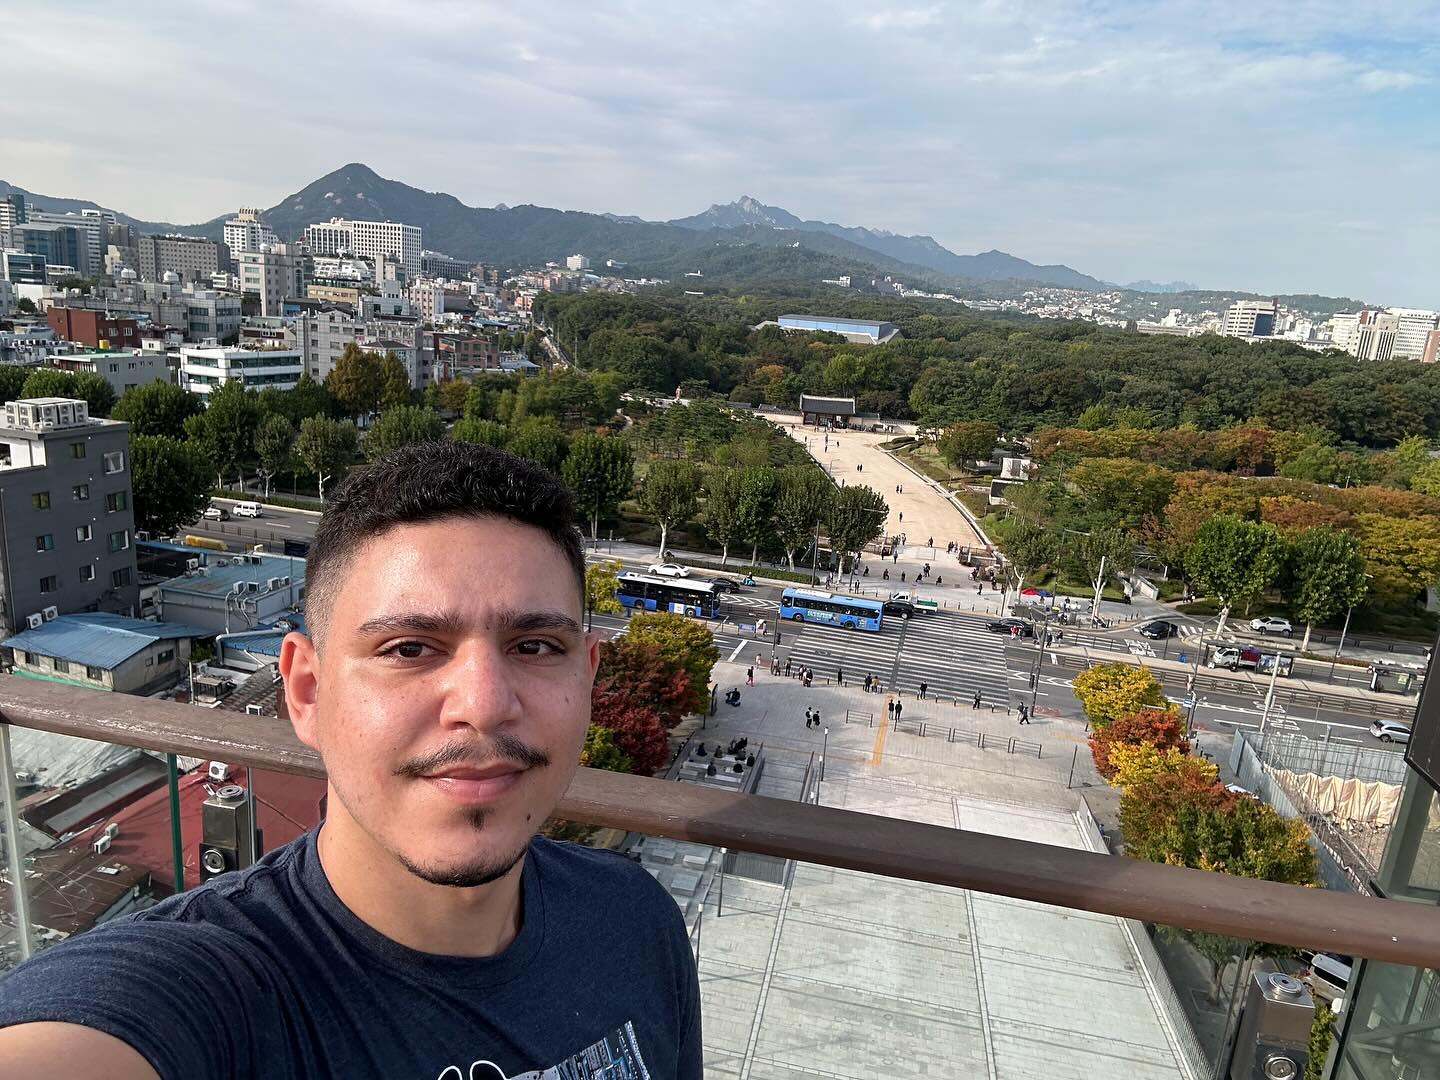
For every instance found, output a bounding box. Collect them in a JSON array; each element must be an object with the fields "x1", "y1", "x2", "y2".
[{"x1": 304, "y1": 441, "x2": 585, "y2": 647}]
